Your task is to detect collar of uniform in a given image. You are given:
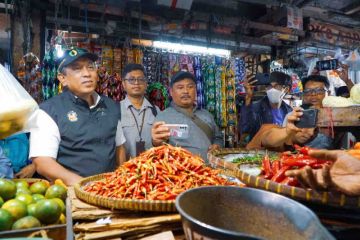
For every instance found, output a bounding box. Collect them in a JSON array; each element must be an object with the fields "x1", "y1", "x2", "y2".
[
  {"x1": 124, "y1": 95, "x2": 152, "y2": 111},
  {"x1": 64, "y1": 89, "x2": 101, "y2": 109},
  {"x1": 170, "y1": 101, "x2": 198, "y2": 113}
]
